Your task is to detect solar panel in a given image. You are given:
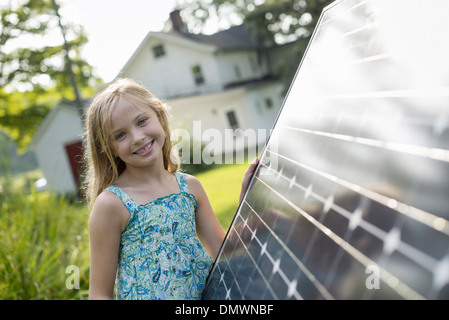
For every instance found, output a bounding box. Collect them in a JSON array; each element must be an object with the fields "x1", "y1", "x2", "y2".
[{"x1": 202, "y1": 0, "x2": 449, "y2": 300}]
